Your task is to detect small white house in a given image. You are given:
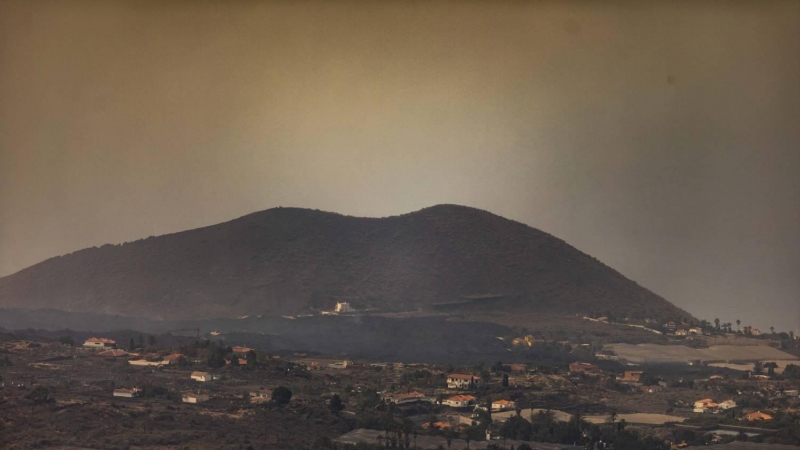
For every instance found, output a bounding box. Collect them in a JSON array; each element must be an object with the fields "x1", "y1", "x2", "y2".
[
  {"x1": 328, "y1": 360, "x2": 350, "y2": 370},
  {"x1": 717, "y1": 399, "x2": 737, "y2": 410},
  {"x1": 182, "y1": 393, "x2": 210, "y2": 403},
  {"x1": 442, "y1": 395, "x2": 475, "y2": 408},
  {"x1": 491, "y1": 399, "x2": 517, "y2": 411},
  {"x1": 335, "y1": 302, "x2": 355, "y2": 313},
  {"x1": 191, "y1": 371, "x2": 212, "y2": 382},
  {"x1": 113, "y1": 388, "x2": 142, "y2": 398},
  {"x1": 83, "y1": 337, "x2": 116, "y2": 348}
]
